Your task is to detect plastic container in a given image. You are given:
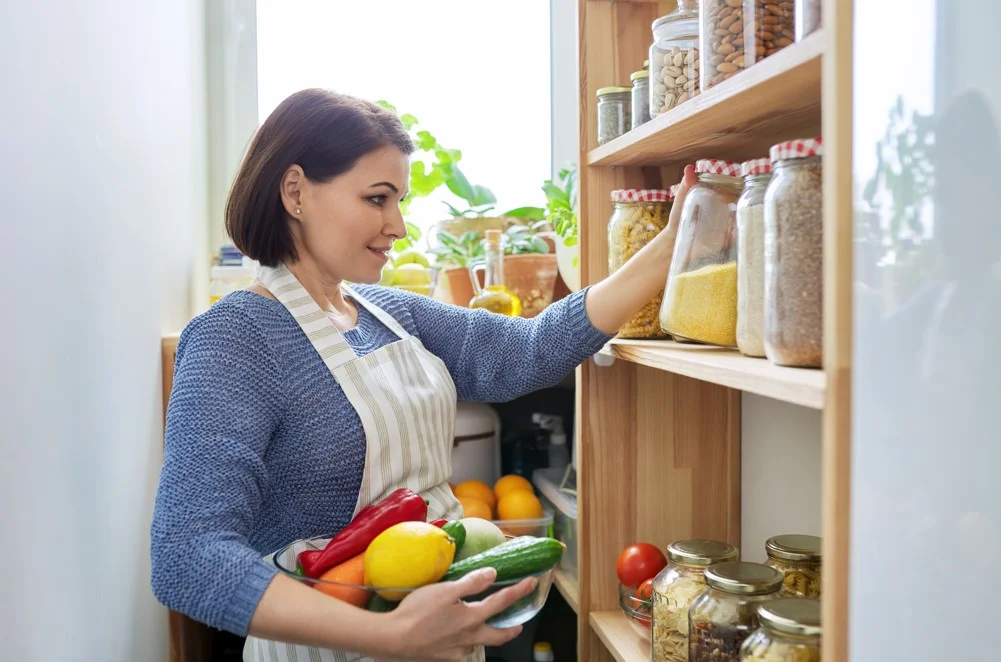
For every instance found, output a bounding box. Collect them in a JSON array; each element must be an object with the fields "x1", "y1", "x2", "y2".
[
  {"x1": 763, "y1": 137, "x2": 824, "y2": 368},
  {"x1": 649, "y1": 0, "x2": 701, "y2": 117},
  {"x1": 735, "y1": 157, "x2": 772, "y2": 358},
  {"x1": 209, "y1": 263, "x2": 256, "y2": 304},
  {"x1": 764, "y1": 534, "x2": 822, "y2": 598},
  {"x1": 597, "y1": 87, "x2": 632, "y2": 145},
  {"x1": 659, "y1": 159, "x2": 742, "y2": 347},
  {"x1": 608, "y1": 188, "x2": 673, "y2": 338},
  {"x1": 491, "y1": 510, "x2": 554, "y2": 539},
  {"x1": 743, "y1": 1, "x2": 796, "y2": 68},
  {"x1": 651, "y1": 539, "x2": 739, "y2": 662},
  {"x1": 740, "y1": 598, "x2": 822, "y2": 661},
  {"x1": 631, "y1": 70, "x2": 652, "y2": 128},
  {"x1": 688, "y1": 562, "x2": 785, "y2": 662},
  {"x1": 533, "y1": 467, "x2": 578, "y2": 582},
  {"x1": 795, "y1": 0, "x2": 822, "y2": 40}
]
